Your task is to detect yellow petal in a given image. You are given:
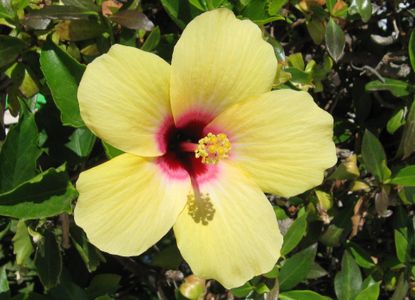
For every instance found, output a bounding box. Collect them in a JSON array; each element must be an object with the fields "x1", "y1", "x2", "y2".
[
  {"x1": 74, "y1": 153, "x2": 190, "y2": 256},
  {"x1": 170, "y1": 8, "x2": 277, "y2": 126},
  {"x1": 78, "y1": 44, "x2": 172, "y2": 157},
  {"x1": 207, "y1": 89, "x2": 337, "y2": 197},
  {"x1": 173, "y1": 161, "x2": 282, "y2": 289}
]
